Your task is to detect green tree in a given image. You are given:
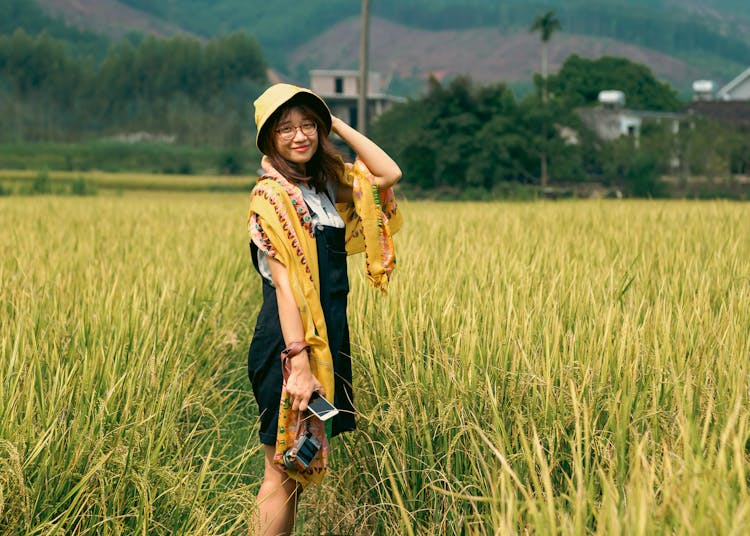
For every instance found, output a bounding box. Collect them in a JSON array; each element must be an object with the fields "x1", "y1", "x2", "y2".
[
  {"x1": 369, "y1": 76, "x2": 583, "y2": 197},
  {"x1": 529, "y1": 10, "x2": 561, "y2": 187},
  {"x1": 367, "y1": 92, "x2": 434, "y2": 189},
  {"x1": 529, "y1": 10, "x2": 561, "y2": 103},
  {"x1": 547, "y1": 55, "x2": 682, "y2": 111},
  {"x1": 597, "y1": 138, "x2": 666, "y2": 197},
  {"x1": 519, "y1": 96, "x2": 586, "y2": 184}
]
